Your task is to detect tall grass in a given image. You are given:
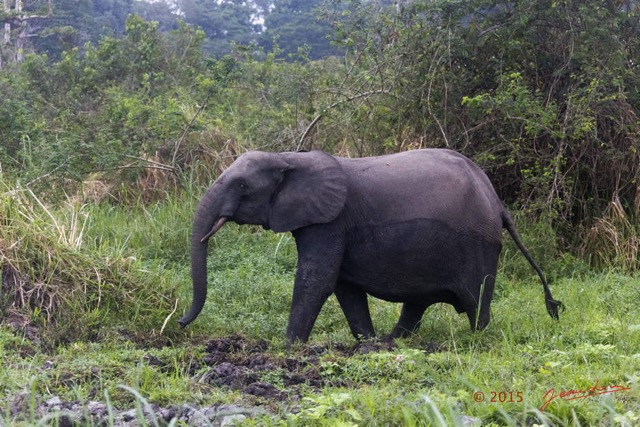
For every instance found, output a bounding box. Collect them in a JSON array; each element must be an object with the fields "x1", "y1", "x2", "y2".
[{"x1": 0, "y1": 182, "x2": 179, "y2": 346}]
